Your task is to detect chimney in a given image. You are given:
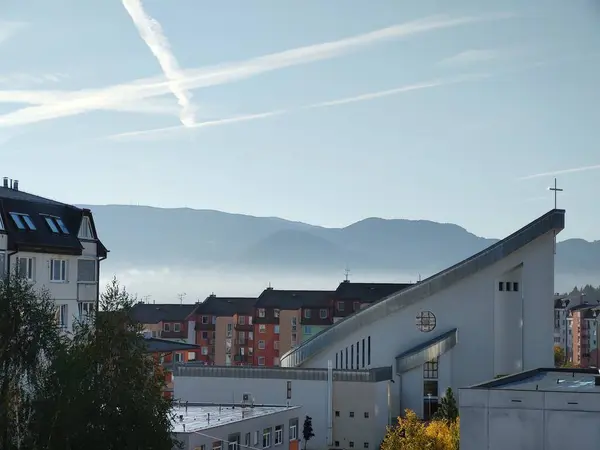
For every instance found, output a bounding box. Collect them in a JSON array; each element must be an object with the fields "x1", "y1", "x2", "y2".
[
  {"x1": 2, "y1": 177, "x2": 7, "y2": 188},
  {"x1": 13, "y1": 180, "x2": 18, "y2": 191}
]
